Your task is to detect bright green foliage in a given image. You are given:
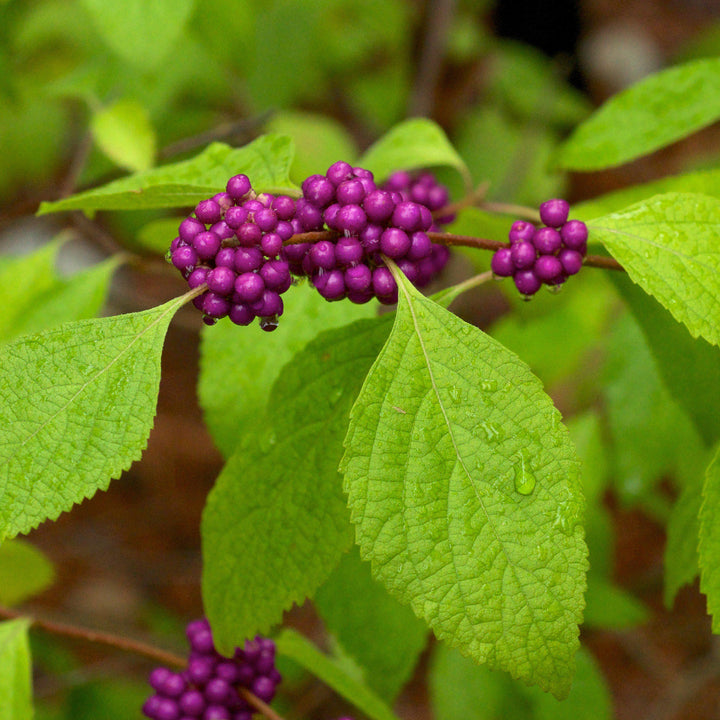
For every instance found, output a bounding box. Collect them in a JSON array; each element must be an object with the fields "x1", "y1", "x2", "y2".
[
  {"x1": 590, "y1": 193, "x2": 720, "y2": 348},
  {"x1": 611, "y1": 272, "x2": 720, "y2": 445},
  {"x1": 360, "y1": 118, "x2": 469, "y2": 185},
  {"x1": 0, "y1": 619, "x2": 33, "y2": 720},
  {"x1": 38, "y1": 135, "x2": 297, "y2": 215},
  {"x1": 199, "y1": 283, "x2": 377, "y2": 458},
  {"x1": 0, "y1": 295, "x2": 187, "y2": 540},
  {"x1": 314, "y1": 546, "x2": 428, "y2": 702},
  {"x1": 0, "y1": 241, "x2": 121, "y2": 346},
  {"x1": 430, "y1": 642, "x2": 611, "y2": 720},
  {"x1": 90, "y1": 99, "x2": 156, "y2": 173},
  {"x1": 266, "y1": 110, "x2": 358, "y2": 183},
  {"x1": 80, "y1": 0, "x2": 196, "y2": 69},
  {"x1": 0, "y1": 540, "x2": 54, "y2": 607},
  {"x1": 665, "y1": 472, "x2": 703, "y2": 606},
  {"x1": 699, "y1": 446, "x2": 720, "y2": 631},
  {"x1": 603, "y1": 314, "x2": 702, "y2": 504},
  {"x1": 558, "y1": 58, "x2": 720, "y2": 170},
  {"x1": 275, "y1": 628, "x2": 401, "y2": 720},
  {"x1": 201, "y1": 317, "x2": 392, "y2": 653},
  {"x1": 342, "y1": 270, "x2": 587, "y2": 698}
]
